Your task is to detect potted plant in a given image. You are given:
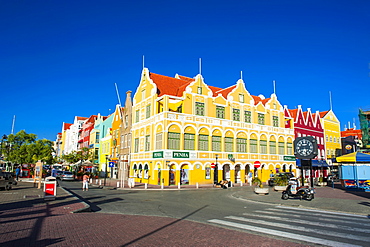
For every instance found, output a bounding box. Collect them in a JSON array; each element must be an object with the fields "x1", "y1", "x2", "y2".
[
  {"x1": 318, "y1": 176, "x2": 326, "y2": 186},
  {"x1": 274, "y1": 175, "x2": 288, "y2": 191},
  {"x1": 252, "y1": 177, "x2": 269, "y2": 195}
]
